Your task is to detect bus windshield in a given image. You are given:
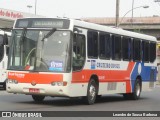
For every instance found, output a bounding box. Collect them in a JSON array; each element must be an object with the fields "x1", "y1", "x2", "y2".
[{"x1": 8, "y1": 29, "x2": 71, "y2": 72}]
